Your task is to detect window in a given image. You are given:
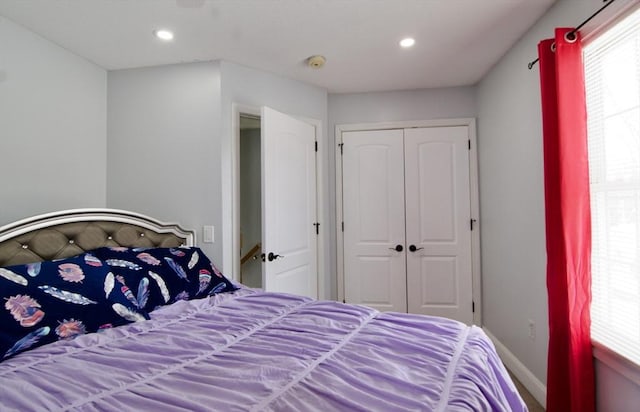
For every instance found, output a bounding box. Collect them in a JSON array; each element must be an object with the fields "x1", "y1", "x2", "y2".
[{"x1": 585, "y1": 7, "x2": 640, "y2": 366}]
